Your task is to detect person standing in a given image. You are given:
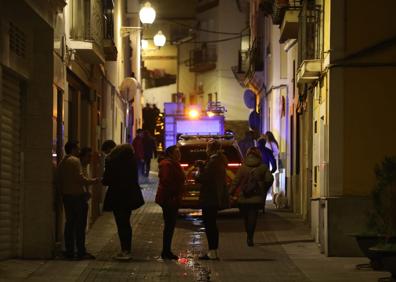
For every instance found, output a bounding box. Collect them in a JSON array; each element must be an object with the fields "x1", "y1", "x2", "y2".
[
  {"x1": 56, "y1": 141, "x2": 98, "y2": 260},
  {"x1": 197, "y1": 139, "x2": 228, "y2": 260},
  {"x1": 257, "y1": 138, "x2": 277, "y2": 212},
  {"x1": 102, "y1": 143, "x2": 144, "y2": 260},
  {"x1": 238, "y1": 130, "x2": 256, "y2": 158},
  {"x1": 155, "y1": 145, "x2": 185, "y2": 260},
  {"x1": 142, "y1": 130, "x2": 157, "y2": 177},
  {"x1": 257, "y1": 138, "x2": 277, "y2": 174},
  {"x1": 229, "y1": 147, "x2": 273, "y2": 246},
  {"x1": 264, "y1": 131, "x2": 279, "y2": 159},
  {"x1": 132, "y1": 129, "x2": 145, "y2": 179}
]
